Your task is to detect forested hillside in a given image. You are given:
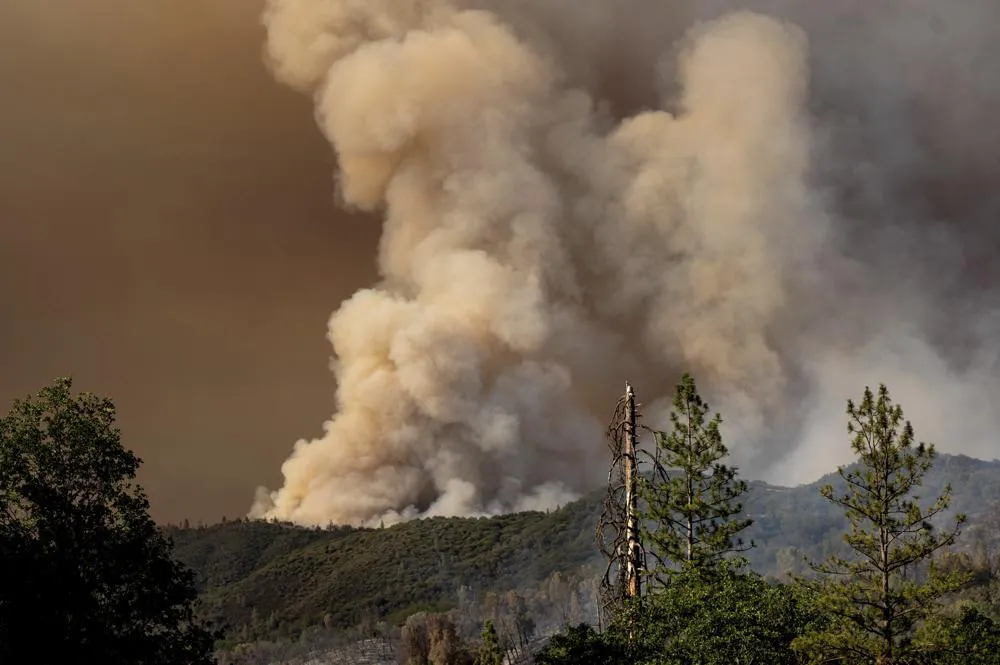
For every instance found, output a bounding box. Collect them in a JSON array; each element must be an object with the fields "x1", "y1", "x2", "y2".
[
  {"x1": 744, "y1": 453, "x2": 1000, "y2": 574},
  {"x1": 167, "y1": 453, "x2": 1000, "y2": 643}
]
